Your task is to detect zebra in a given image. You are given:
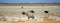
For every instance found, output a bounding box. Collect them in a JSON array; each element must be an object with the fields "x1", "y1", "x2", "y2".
[{"x1": 26, "y1": 10, "x2": 35, "y2": 20}]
